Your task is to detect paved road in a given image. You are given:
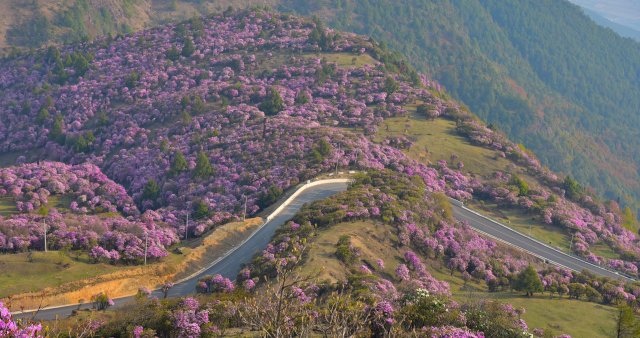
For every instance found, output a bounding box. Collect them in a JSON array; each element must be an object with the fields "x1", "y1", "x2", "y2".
[
  {"x1": 13, "y1": 182, "x2": 349, "y2": 321},
  {"x1": 451, "y1": 203, "x2": 633, "y2": 281},
  {"x1": 14, "y1": 183, "x2": 634, "y2": 321}
]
